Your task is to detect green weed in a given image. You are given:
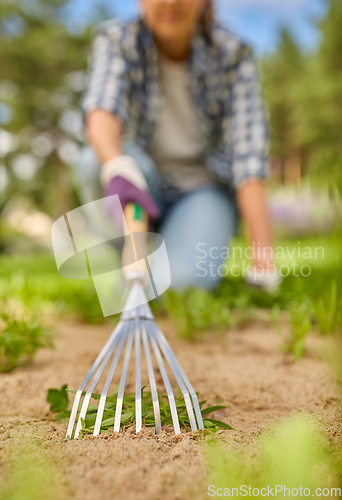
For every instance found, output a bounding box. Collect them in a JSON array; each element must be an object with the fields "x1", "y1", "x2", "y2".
[
  {"x1": 47, "y1": 384, "x2": 234, "y2": 435},
  {"x1": 283, "y1": 299, "x2": 313, "y2": 361}
]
